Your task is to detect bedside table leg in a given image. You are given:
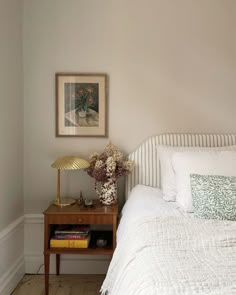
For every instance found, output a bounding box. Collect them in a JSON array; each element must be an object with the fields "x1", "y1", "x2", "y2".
[
  {"x1": 56, "y1": 254, "x2": 60, "y2": 276},
  {"x1": 44, "y1": 253, "x2": 50, "y2": 295}
]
